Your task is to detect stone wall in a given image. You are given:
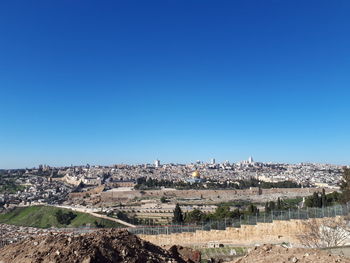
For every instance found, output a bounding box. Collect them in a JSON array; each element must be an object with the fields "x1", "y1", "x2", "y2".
[
  {"x1": 101, "y1": 187, "x2": 327, "y2": 202},
  {"x1": 69, "y1": 185, "x2": 105, "y2": 199},
  {"x1": 138, "y1": 217, "x2": 342, "y2": 247}
]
